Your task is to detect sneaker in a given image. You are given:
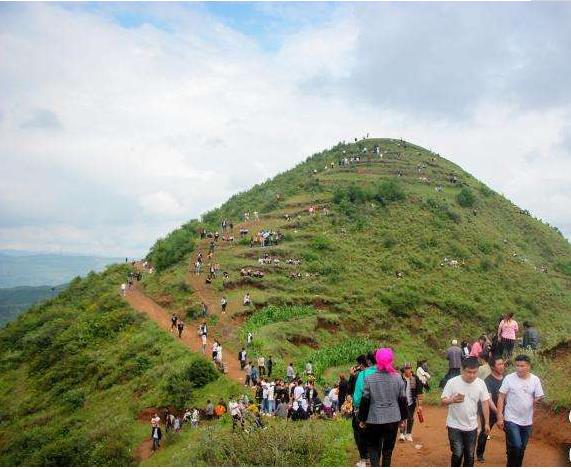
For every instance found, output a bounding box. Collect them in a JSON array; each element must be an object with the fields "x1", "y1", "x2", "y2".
[
  {"x1": 405, "y1": 434, "x2": 413, "y2": 442},
  {"x1": 399, "y1": 433, "x2": 406, "y2": 442},
  {"x1": 355, "y1": 459, "x2": 367, "y2": 467},
  {"x1": 476, "y1": 456, "x2": 485, "y2": 463}
]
